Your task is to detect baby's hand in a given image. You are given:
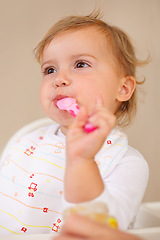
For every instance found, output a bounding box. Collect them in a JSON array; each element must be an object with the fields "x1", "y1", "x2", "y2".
[
  {"x1": 64, "y1": 97, "x2": 116, "y2": 202},
  {"x1": 66, "y1": 96, "x2": 116, "y2": 162}
]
